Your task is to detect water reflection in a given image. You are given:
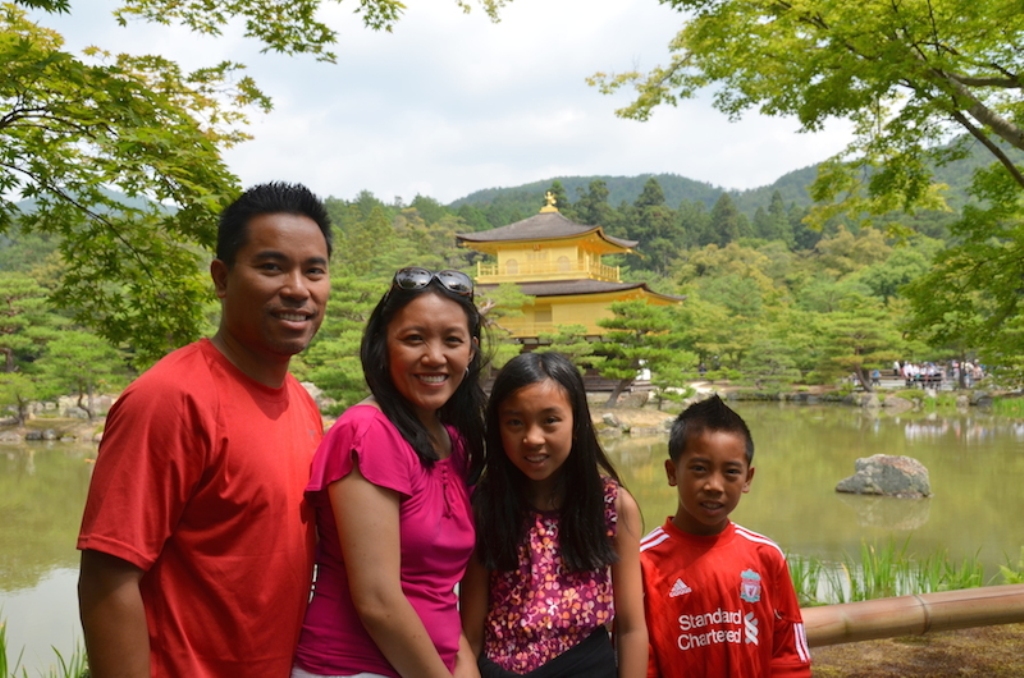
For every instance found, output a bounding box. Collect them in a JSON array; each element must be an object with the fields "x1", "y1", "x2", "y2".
[
  {"x1": 835, "y1": 494, "x2": 931, "y2": 531},
  {"x1": 2, "y1": 406, "x2": 1024, "y2": 672},
  {"x1": 604, "y1": 404, "x2": 1024, "y2": 574},
  {"x1": 1, "y1": 444, "x2": 93, "y2": 592},
  {"x1": 0, "y1": 442, "x2": 93, "y2": 674}
]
